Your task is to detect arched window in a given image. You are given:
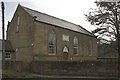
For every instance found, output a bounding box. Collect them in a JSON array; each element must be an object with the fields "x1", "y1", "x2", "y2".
[
  {"x1": 16, "y1": 16, "x2": 20, "y2": 32},
  {"x1": 15, "y1": 48, "x2": 19, "y2": 61},
  {"x1": 48, "y1": 30, "x2": 56, "y2": 54},
  {"x1": 73, "y1": 36, "x2": 78, "y2": 54},
  {"x1": 88, "y1": 40, "x2": 92, "y2": 56}
]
